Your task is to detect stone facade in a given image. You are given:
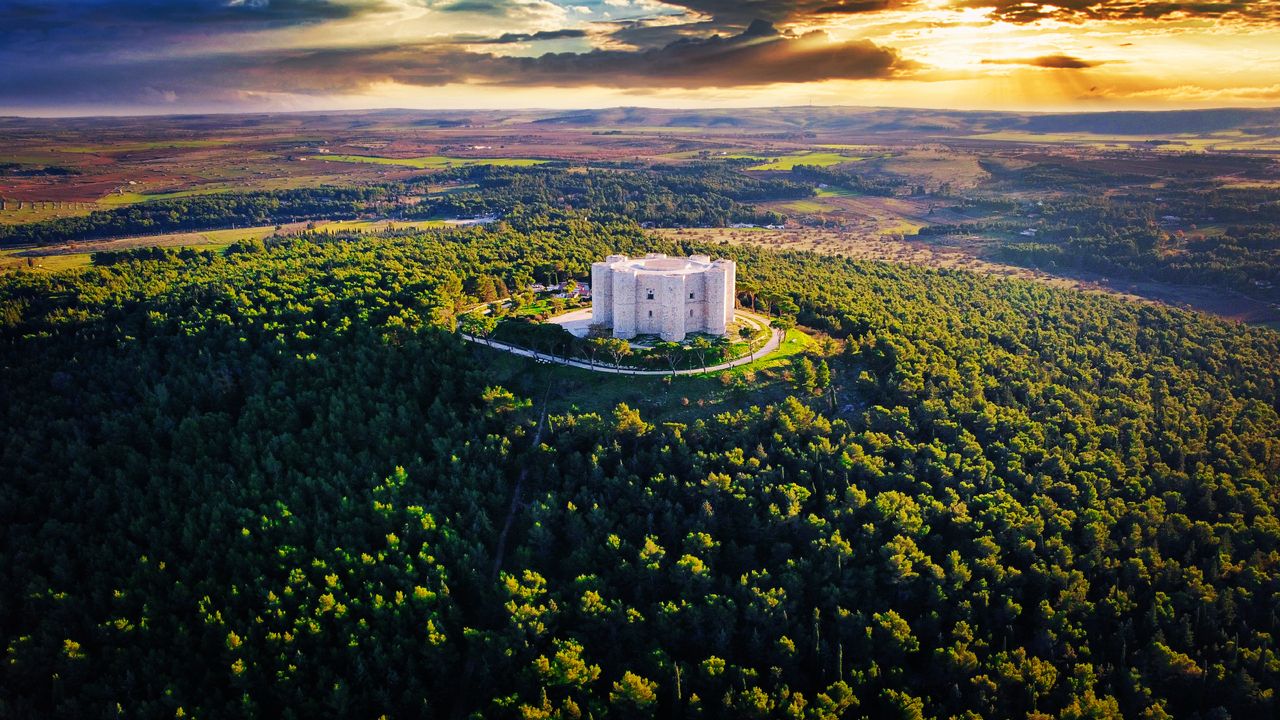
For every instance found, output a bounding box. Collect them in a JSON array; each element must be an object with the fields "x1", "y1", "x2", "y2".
[{"x1": 590, "y1": 253, "x2": 735, "y2": 342}]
